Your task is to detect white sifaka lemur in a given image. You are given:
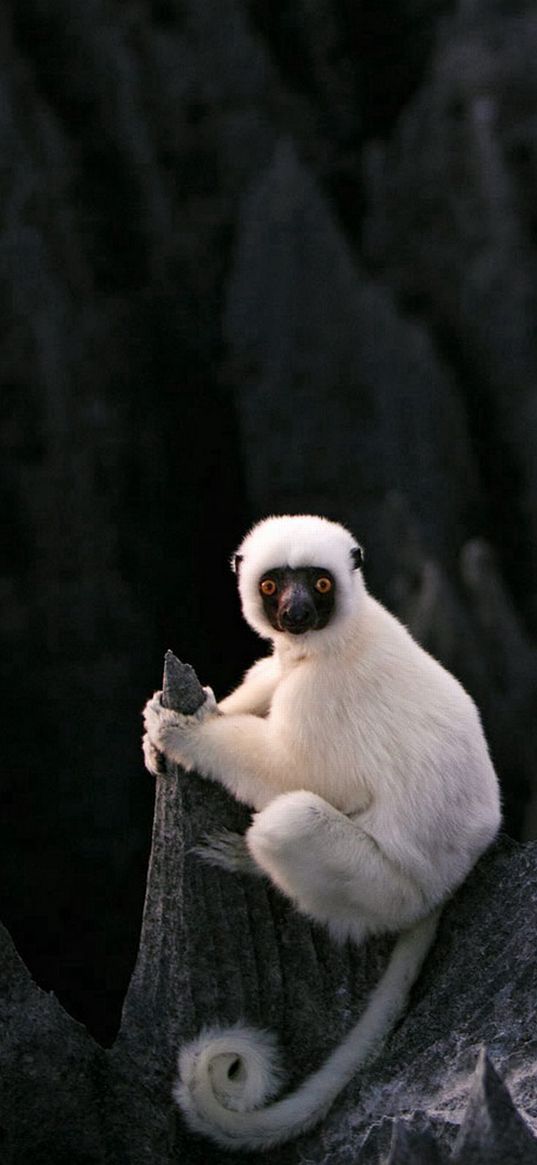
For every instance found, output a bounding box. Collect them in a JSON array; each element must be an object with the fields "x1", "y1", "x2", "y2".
[{"x1": 142, "y1": 514, "x2": 501, "y2": 1151}]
